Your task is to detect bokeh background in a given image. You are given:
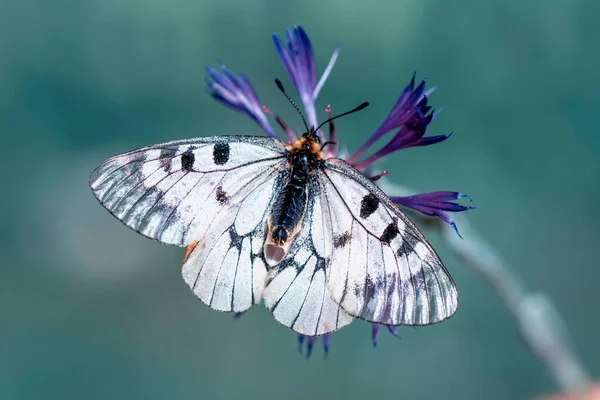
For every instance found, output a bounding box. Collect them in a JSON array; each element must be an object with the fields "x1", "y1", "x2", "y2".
[{"x1": 2, "y1": 1, "x2": 599, "y2": 399}]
